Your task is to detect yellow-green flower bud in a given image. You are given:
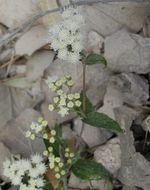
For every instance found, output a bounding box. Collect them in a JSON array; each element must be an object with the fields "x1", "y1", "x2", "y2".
[
  {"x1": 48, "y1": 104, "x2": 54, "y2": 111},
  {"x1": 49, "y1": 137, "x2": 55, "y2": 143},
  {"x1": 51, "y1": 129, "x2": 56, "y2": 136}
]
